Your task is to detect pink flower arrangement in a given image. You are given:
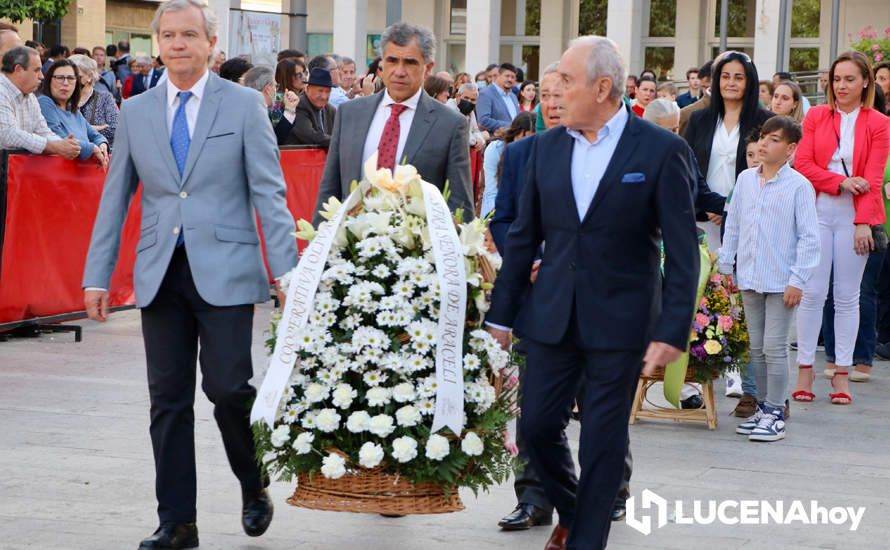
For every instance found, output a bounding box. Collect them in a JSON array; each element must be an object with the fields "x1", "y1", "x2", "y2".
[
  {"x1": 717, "y1": 315, "x2": 734, "y2": 332},
  {"x1": 851, "y1": 26, "x2": 890, "y2": 65}
]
